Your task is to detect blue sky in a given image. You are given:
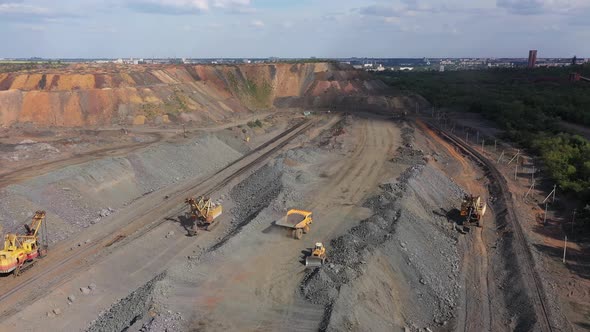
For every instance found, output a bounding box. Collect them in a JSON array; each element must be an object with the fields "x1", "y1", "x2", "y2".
[{"x1": 0, "y1": 0, "x2": 589, "y2": 58}]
